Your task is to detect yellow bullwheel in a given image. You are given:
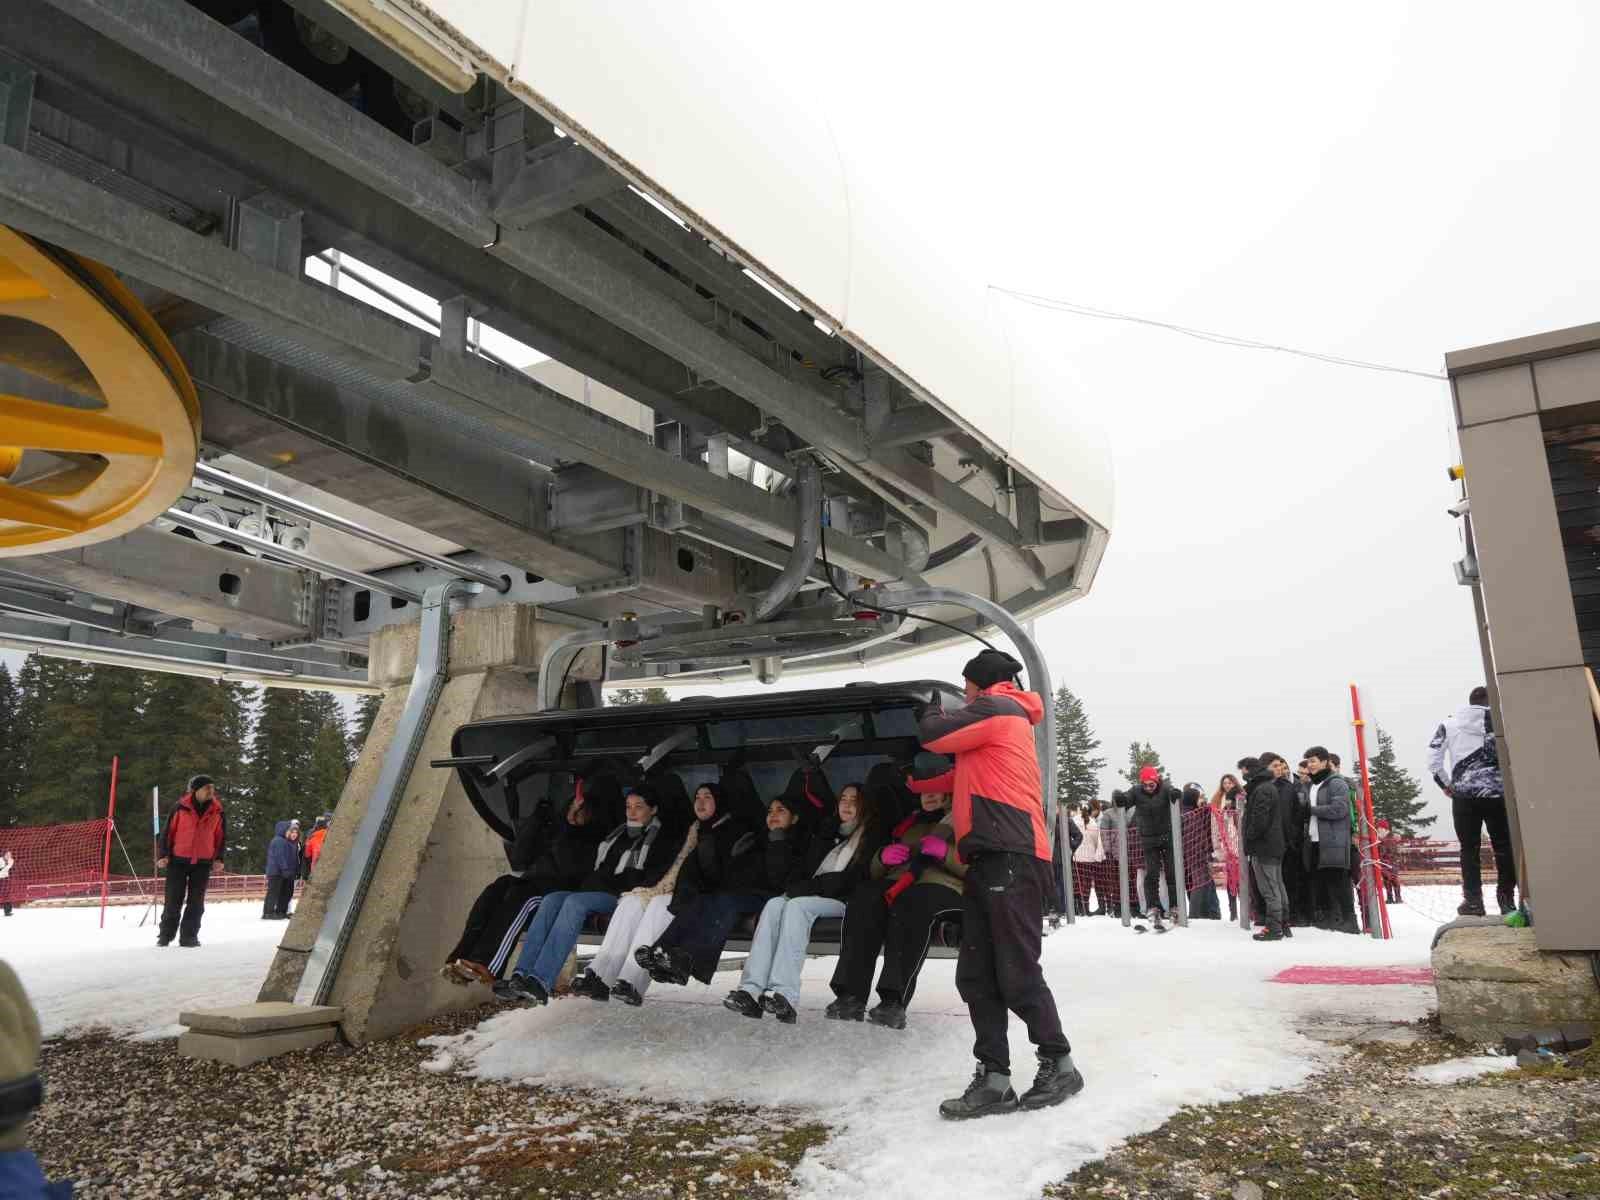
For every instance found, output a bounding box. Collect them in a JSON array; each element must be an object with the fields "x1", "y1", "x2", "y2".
[{"x1": 0, "y1": 224, "x2": 198, "y2": 555}]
